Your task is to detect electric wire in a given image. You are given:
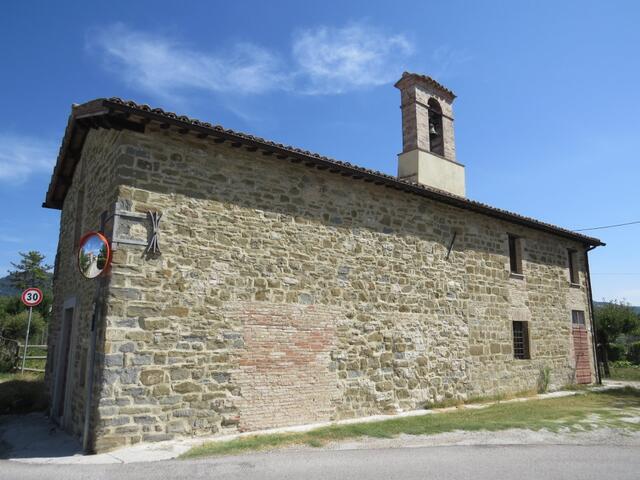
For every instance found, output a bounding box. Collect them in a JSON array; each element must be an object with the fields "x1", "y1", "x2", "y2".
[{"x1": 574, "y1": 220, "x2": 640, "y2": 232}]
